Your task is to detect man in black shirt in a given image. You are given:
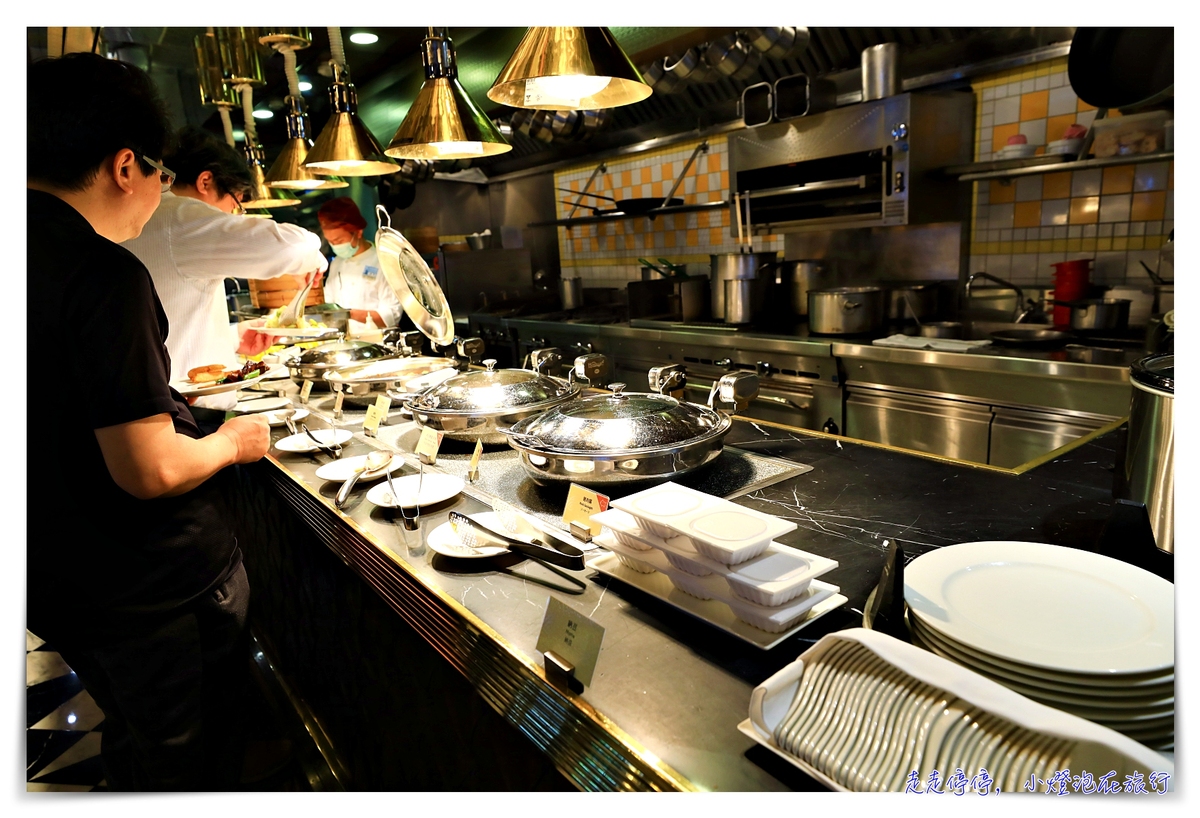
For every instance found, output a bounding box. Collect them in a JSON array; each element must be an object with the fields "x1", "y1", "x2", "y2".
[{"x1": 27, "y1": 53, "x2": 270, "y2": 790}]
